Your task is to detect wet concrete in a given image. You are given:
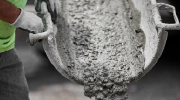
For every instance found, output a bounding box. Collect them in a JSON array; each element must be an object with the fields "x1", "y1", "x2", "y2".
[{"x1": 13, "y1": 0, "x2": 180, "y2": 99}]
